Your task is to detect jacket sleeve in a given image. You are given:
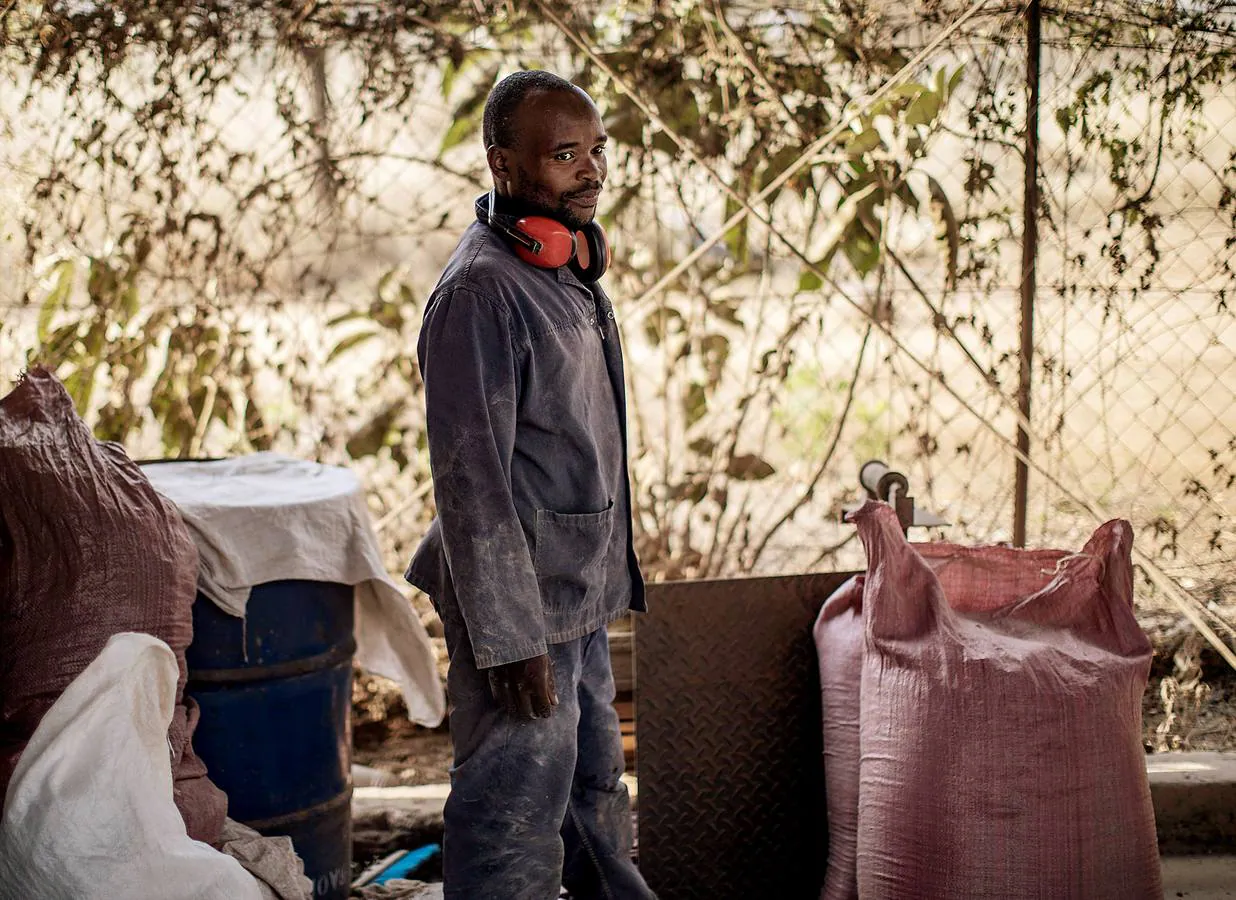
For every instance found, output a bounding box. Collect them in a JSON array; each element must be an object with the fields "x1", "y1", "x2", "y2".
[{"x1": 419, "y1": 287, "x2": 545, "y2": 669}]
